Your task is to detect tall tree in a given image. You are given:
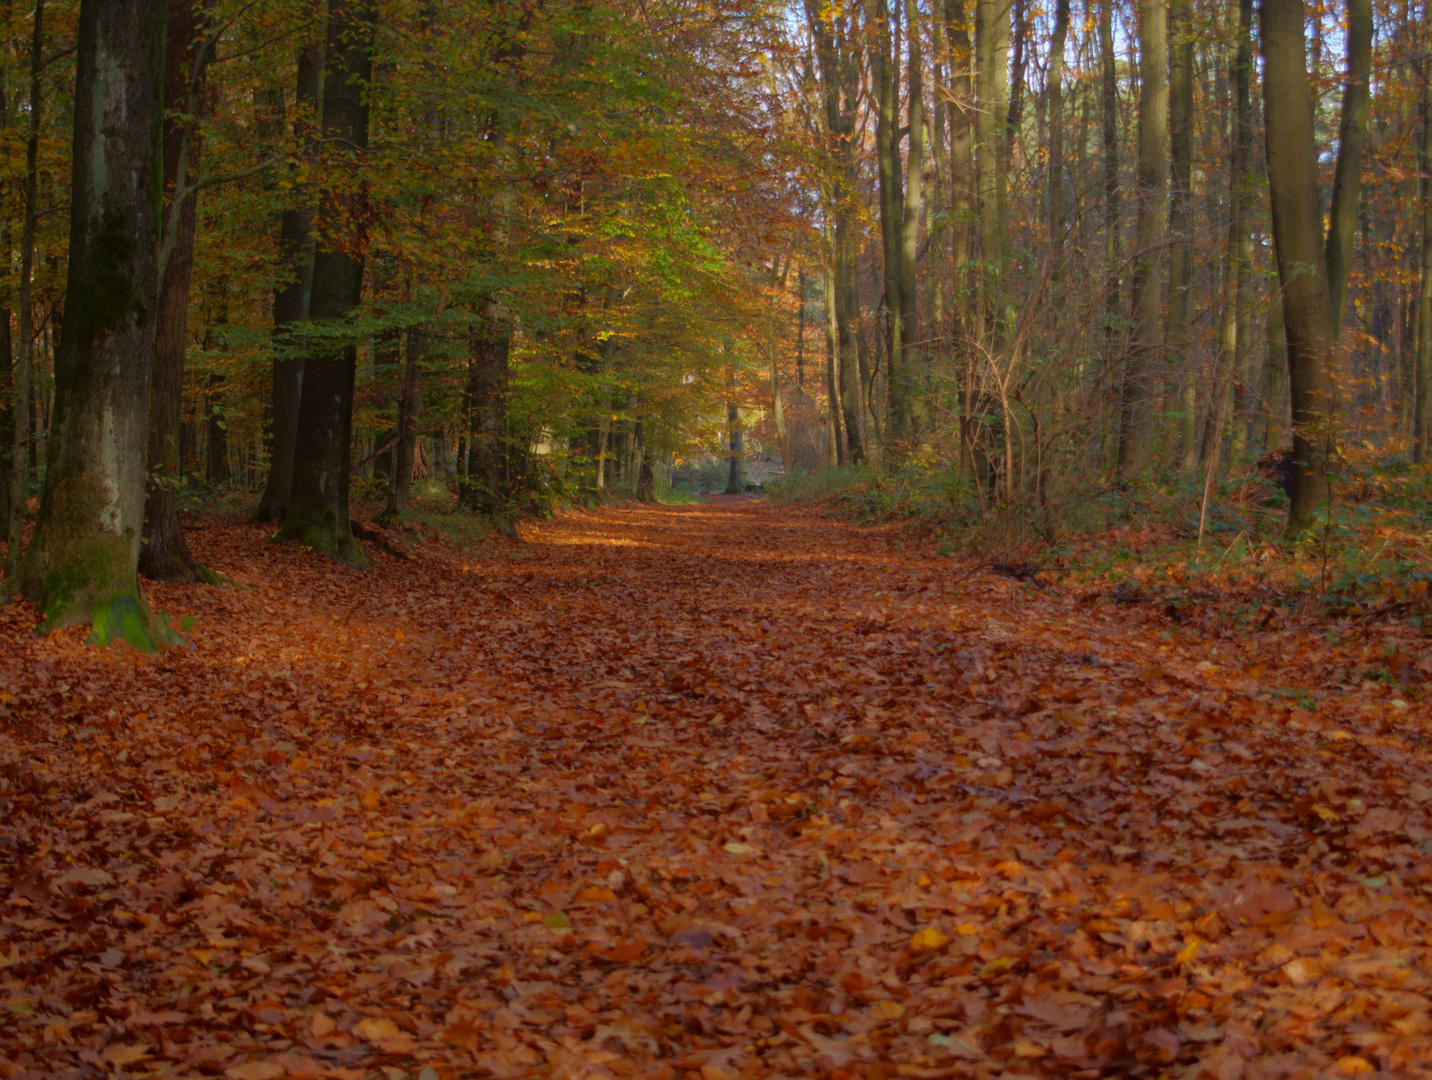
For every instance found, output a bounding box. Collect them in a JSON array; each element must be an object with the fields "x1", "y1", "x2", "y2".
[
  {"x1": 18, "y1": 0, "x2": 174, "y2": 646},
  {"x1": 5, "y1": 0, "x2": 42, "y2": 580},
  {"x1": 1260, "y1": 0, "x2": 1336, "y2": 531},
  {"x1": 1166, "y1": 0, "x2": 1194, "y2": 468},
  {"x1": 255, "y1": 39, "x2": 324, "y2": 524},
  {"x1": 1418, "y1": 0, "x2": 1432, "y2": 462},
  {"x1": 1325, "y1": 0, "x2": 1373, "y2": 330},
  {"x1": 274, "y1": 0, "x2": 376, "y2": 566},
  {"x1": 140, "y1": 0, "x2": 214, "y2": 583},
  {"x1": 1116, "y1": 0, "x2": 1168, "y2": 478}
]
